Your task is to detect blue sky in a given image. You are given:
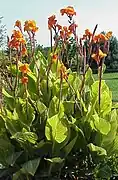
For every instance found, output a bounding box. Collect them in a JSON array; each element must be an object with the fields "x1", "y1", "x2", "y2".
[{"x1": 1, "y1": 0, "x2": 118, "y2": 46}]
